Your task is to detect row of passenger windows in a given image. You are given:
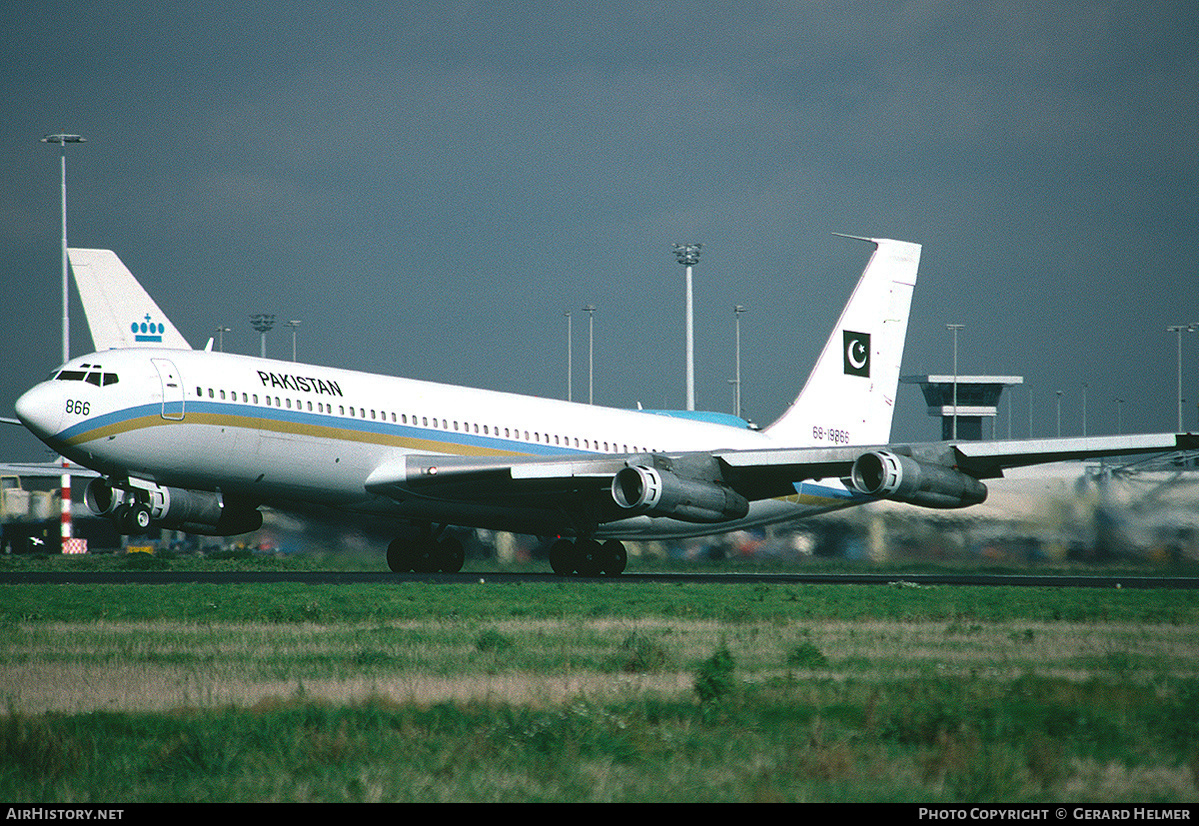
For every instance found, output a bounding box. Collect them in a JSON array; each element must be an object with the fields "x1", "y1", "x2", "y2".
[{"x1": 195, "y1": 386, "x2": 655, "y2": 454}]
